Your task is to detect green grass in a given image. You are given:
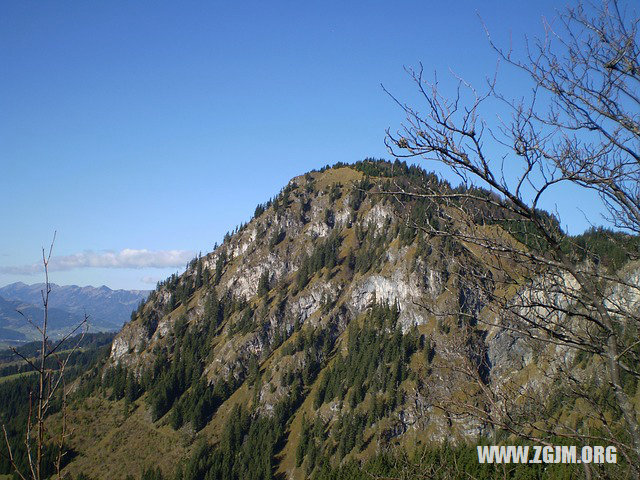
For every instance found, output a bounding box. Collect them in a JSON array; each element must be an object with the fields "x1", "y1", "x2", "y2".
[{"x1": 0, "y1": 370, "x2": 37, "y2": 384}]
